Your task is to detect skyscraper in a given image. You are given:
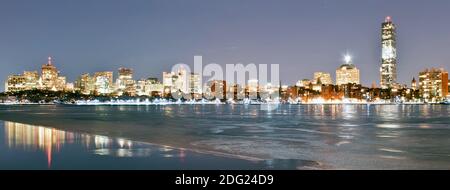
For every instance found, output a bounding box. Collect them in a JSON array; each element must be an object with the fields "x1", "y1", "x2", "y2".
[
  {"x1": 189, "y1": 73, "x2": 202, "y2": 94},
  {"x1": 41, "y1": 57, "x2": 59, "y2": 91},
  {"x1": 380, "y1": 16, "x2": 397, "y2": 89},
  {"x1": 75, "y1": 73, "x2": 94, "y2": 95},
  {"x1": 93, "y1": 71, "x2": 114, "y2": 95},
  {"x1": 116, "y1": 68, "x2": 136, "y2": 96}
]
